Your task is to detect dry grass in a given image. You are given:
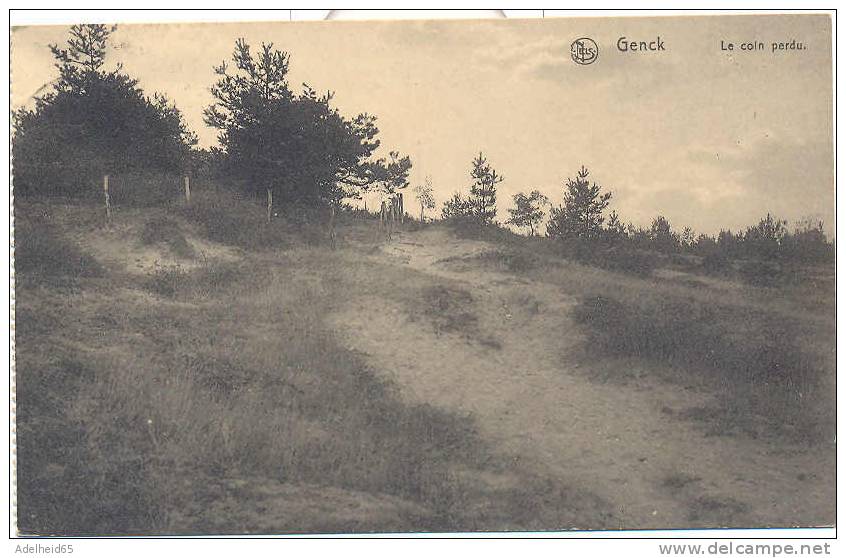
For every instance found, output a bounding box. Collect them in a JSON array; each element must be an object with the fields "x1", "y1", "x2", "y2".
[
  {"x1": 16, "y1": 253, "x2": 481, "y2": 533},
  {"x1": 17, "y1": 194, "x2": 833, "y2": 534},
  {"x1": 178, "y1": 189, "x2": 328, "y2": 251},
  {"x1": 570, "y1": 284, "x2": 833, "y2": 443},
  {"x1": 143, "y1": 258, "x2": 270, "y2": 300},
  {"x1": 15, "y1": 220, "x2": 104, "y2": 287},
  {"x1": 139, "y1": 215, "x2": 196, "y2": 259},
  {"x1": 15, "y1": 200, "x2": 613, "y2": 534}
]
